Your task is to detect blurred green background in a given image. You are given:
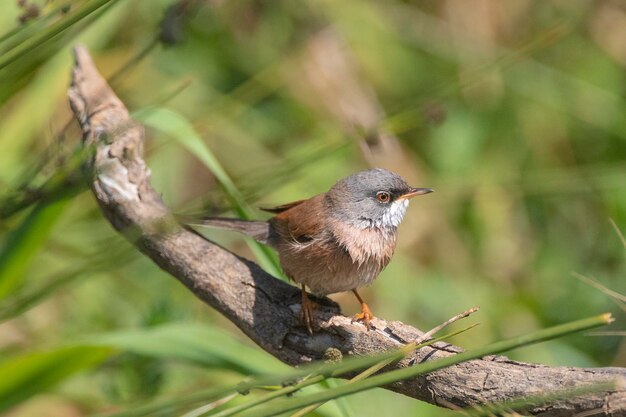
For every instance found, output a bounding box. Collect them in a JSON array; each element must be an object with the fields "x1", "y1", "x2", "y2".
[{"x1": 0, "y1": 0, "x2": 625, "y2": 416}]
